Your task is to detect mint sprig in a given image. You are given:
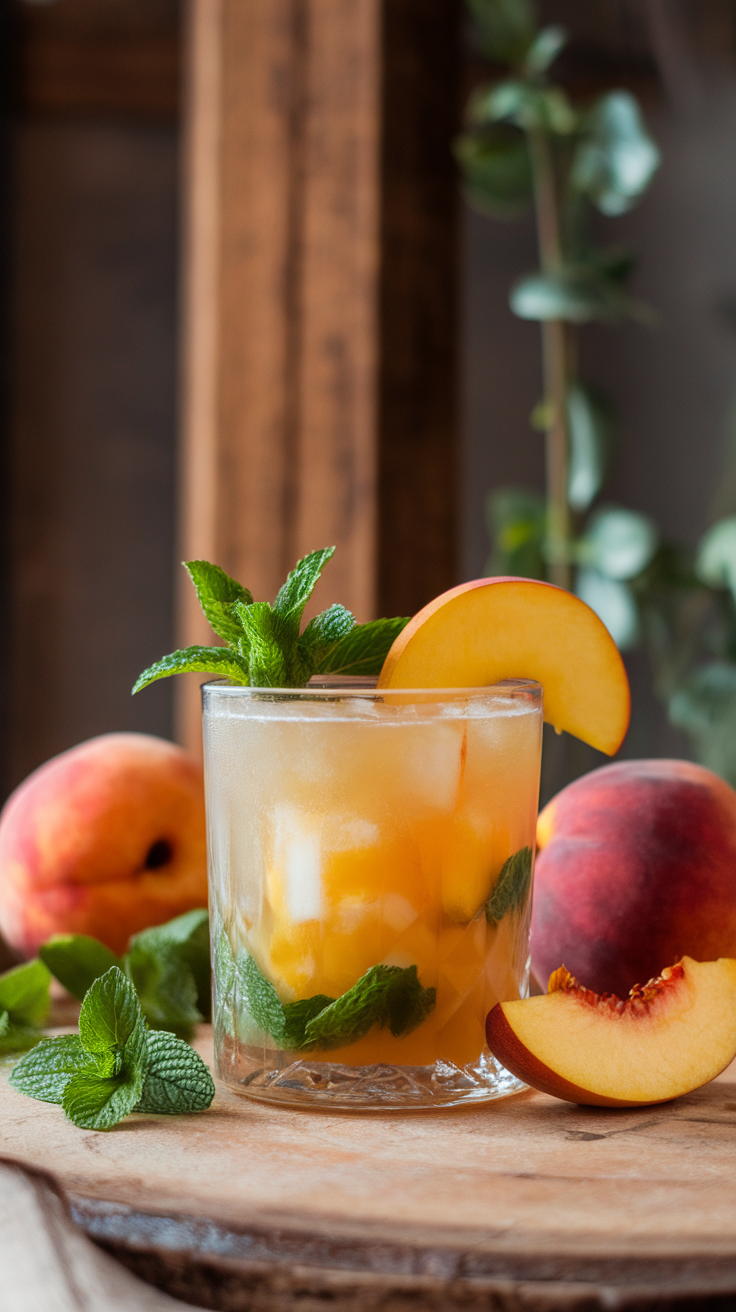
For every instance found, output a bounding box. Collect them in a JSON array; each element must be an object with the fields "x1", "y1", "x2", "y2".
[
  {"x1": 486, "y1": 846, "x2": 534, "y2": 926},
  {"x1": 133, "y1": 547, "x2": 409, "y2": 692},
  {"x1": 0, "y1": 959, "x2": 52, "y2": 1054},
  {"x1": 40, "y1": 909, "x2": 211, "y2": 1040},
  {"x1": 233, "y1": 942, "x2": 436, "y2": 1051},
  {"x1": 10, "y1": 967, "x2": 215, "y2": 1130}
]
